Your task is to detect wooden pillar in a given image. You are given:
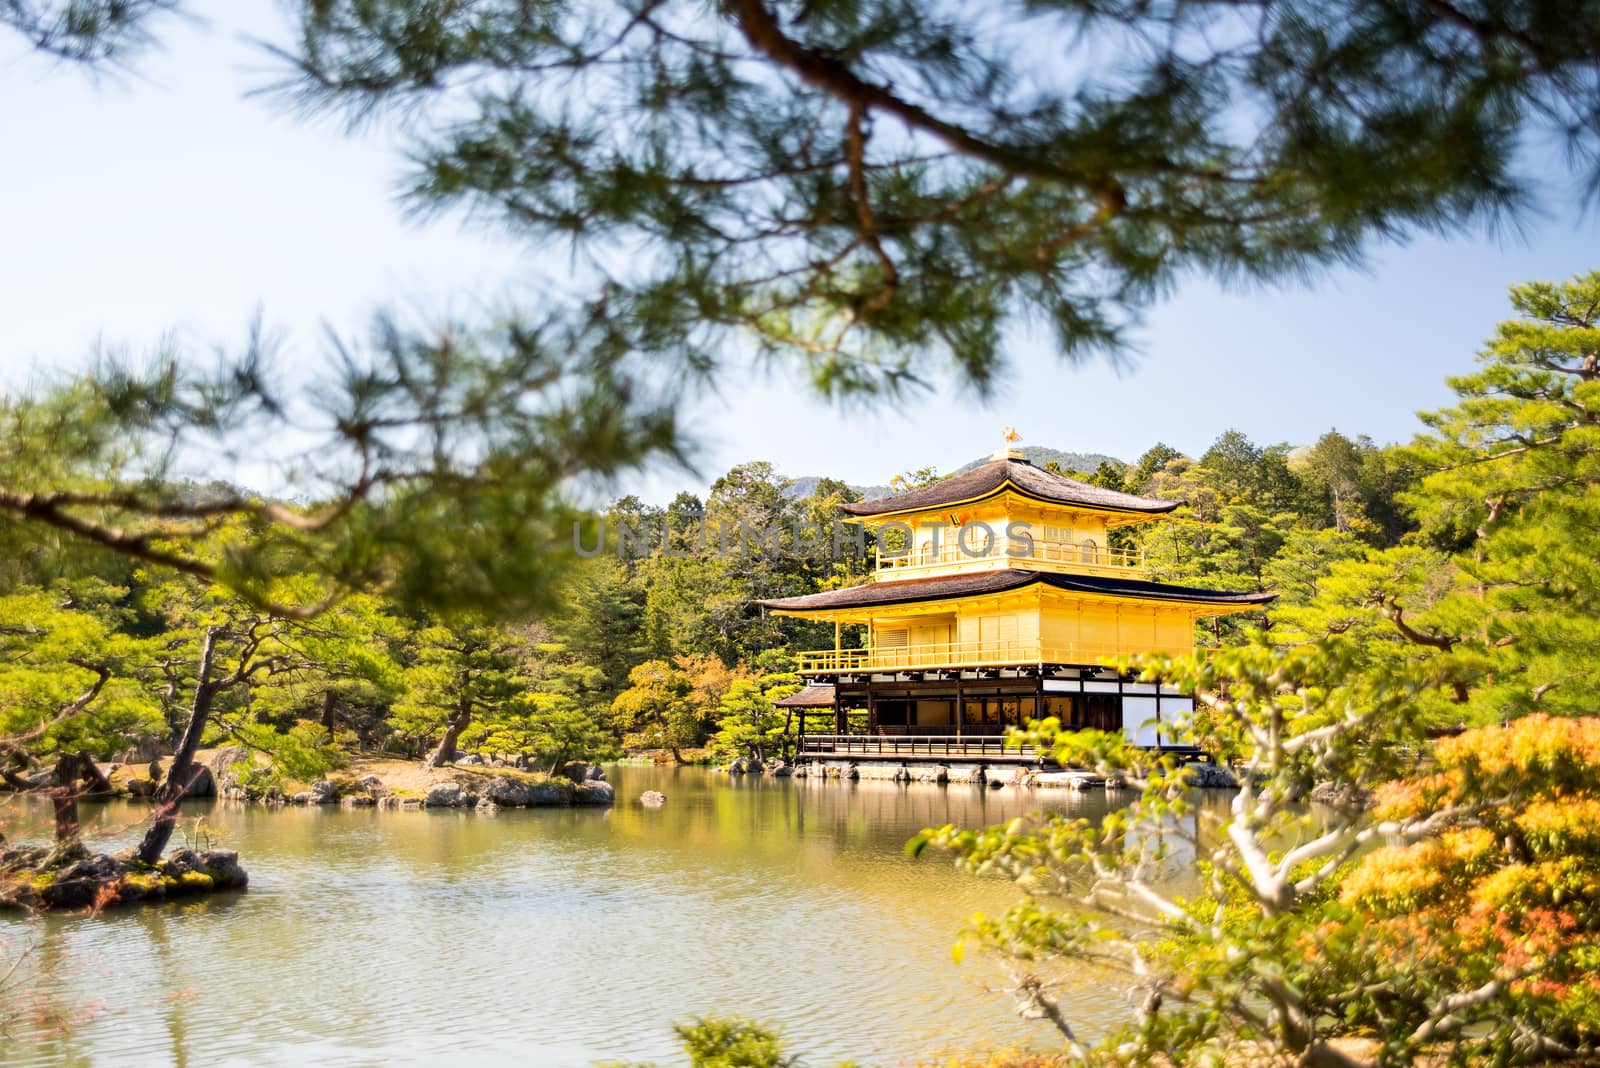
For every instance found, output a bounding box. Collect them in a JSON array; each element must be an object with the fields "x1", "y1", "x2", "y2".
[
  {"x1": 955, "y1": 677, "x2": 964, "y2": 741},
  {"x1": 867, "y1": 689, "x2": 877, "y2": 736}
]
